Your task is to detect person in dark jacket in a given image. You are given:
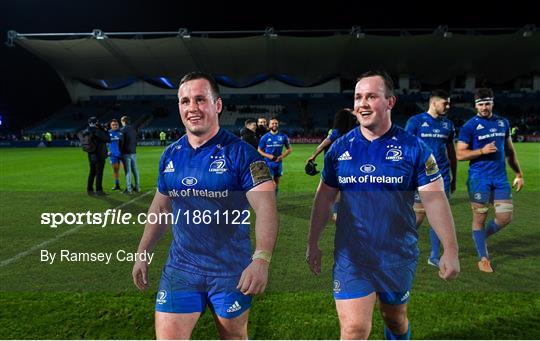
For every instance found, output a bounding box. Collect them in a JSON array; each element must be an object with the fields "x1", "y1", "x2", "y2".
[
  {"x1": 240, "y1": 118, "x2": 258, "y2": 149},
  {"x1": 85, "y1": 117, "x2": 110, "y2": 195},
  {"x1": 120, "y1": 115, "x2": 140, "y2": 194}
]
